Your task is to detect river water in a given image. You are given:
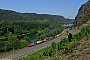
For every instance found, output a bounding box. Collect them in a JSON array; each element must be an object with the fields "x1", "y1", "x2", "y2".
[{"x1": 30, "y1": 28, "x2": 56, "y2": 40}]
